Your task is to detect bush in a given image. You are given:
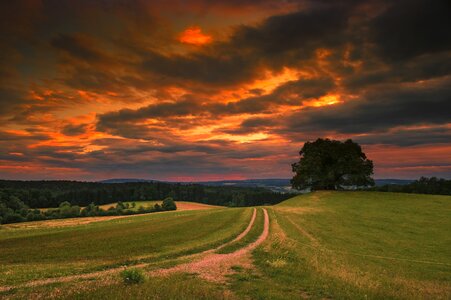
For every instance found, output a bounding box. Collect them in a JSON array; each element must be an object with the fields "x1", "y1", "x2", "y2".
[
  {"x1": 162, "y1": 197, "x2": 177, "y2": 211},
  {"x1": 154, "y1": 203, "x2": 162, "y2": 212},
  {"x1": 4, "y1": 213, "x2": 25, "y2": 223},
  {"x1": 120, "y1": 268, "x2": 146, "y2": 284}
]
